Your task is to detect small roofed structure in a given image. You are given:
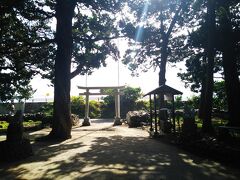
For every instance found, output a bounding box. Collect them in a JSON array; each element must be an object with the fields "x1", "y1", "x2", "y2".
[
  {"x1": 144, "y1": 84, "x2": 183, "y2": 137},
  {"x1": 144, "y1": 84, "x2": 183, "y2": 97}
]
